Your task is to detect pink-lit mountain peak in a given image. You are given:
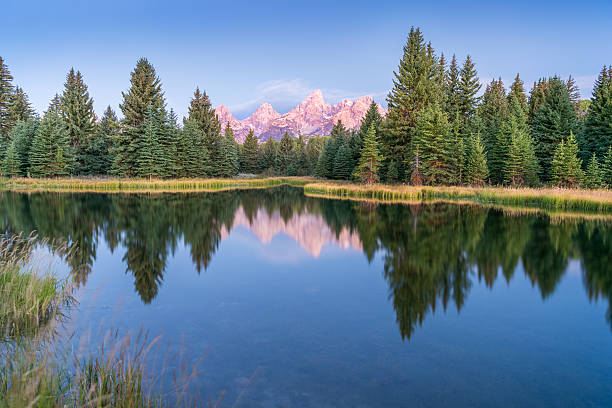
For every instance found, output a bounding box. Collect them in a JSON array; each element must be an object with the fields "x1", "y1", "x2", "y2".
[{"x1": 214, "y1": 90, "x2": 386, "y2": 143}]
